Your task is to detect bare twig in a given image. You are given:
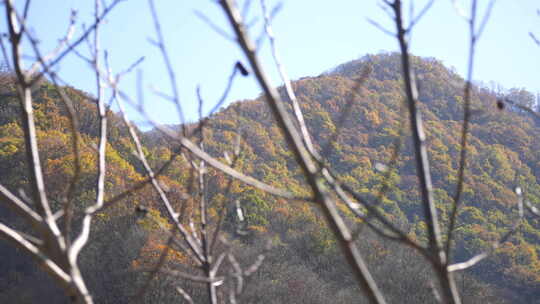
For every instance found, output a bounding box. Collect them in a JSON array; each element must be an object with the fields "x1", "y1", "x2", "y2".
[
  {"x1": 96, "y1": 152, "x2": 179, "y2": 213},
  {"x1": 39, "y1": 0, "x2": 124, "y2": 77},
  {"x1": 5, "y1": 0, "x2": 59, "y2": 231},
  {"x1": 448, "y1": 189, "x2": 523, "y2": 272},
  {"x1": 340, "y1": 182, "x2": 429, "y2": 260},
  {"x1": 390, "y1": 0, "x2": 444, "y2": 259},
  {"x1": 530, "y1": 32, "x2": 540, "y2": 46},
  {"x1": 319, "y1": 65, "x2": 372, "y2": 159},
  {"x1": 367, "y1": 18, "x2": 395, "y2": 37},
  {"x1": 447, "y1": 0, "x2": 478, "y2": 260},
  {"x1": 350, "y1": 87, "x2": 407, "y2": 241},
  {"x1": 476, "y1": 0, "x2": 496, "y2": 40},
  {"x1": 115, "y1": 96, "x2": 205, "y2": 264},
  {"x1": 195, "y1": 91, "x2": 218, "y2": 304},
  {"x1": 148, "y1": 0, "x2": 186, "y2": 133},
  {"x1": 49, "y1": 79, "x2": 82, "y2": 247},
  {"x1": 139, "y1": 268, "x2": 225, "y2": 284},
  {"x1": 407, "y1": 0, "x2": 435, "y2": 31},
  {"x1": 209, "y1": 152, "x2": 240, "y2": 255},
  {"x1": 260, "y1": 0, "x2": 320, "y2": 160},
  {"x1": 0, "y1": 183, "x2": 43, "y2": 226},
  {"x1": 503, "y1": 98, "x2": 540, "y2": 121},
  {"x1": 211, "y1": 158, "x2": 243, "y2": 259},
  {"x1": 0, "y1": 222, "x2": 71, "y2": 285},
  {"x1": 525, "y1": 200, "x2": 540, "y2": 217},
  {"x1": 205, "y1": 62, "x2": 247, "y2": 117},
  {"x1": 175, "y1": 286, "x2": 195, "y2": 304},
  {"x1": 69, "y1": 0, "x2": 108, "y2": 264},
  {"x1": 448, "y1": 0, "x2": 496, "y2": 264},
  {"x1": 194, "y1": 10, "x2": 235, "y2": 41},
  {"x1": 26, "y1": 9, "x2": 77, "y2": 79}
]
